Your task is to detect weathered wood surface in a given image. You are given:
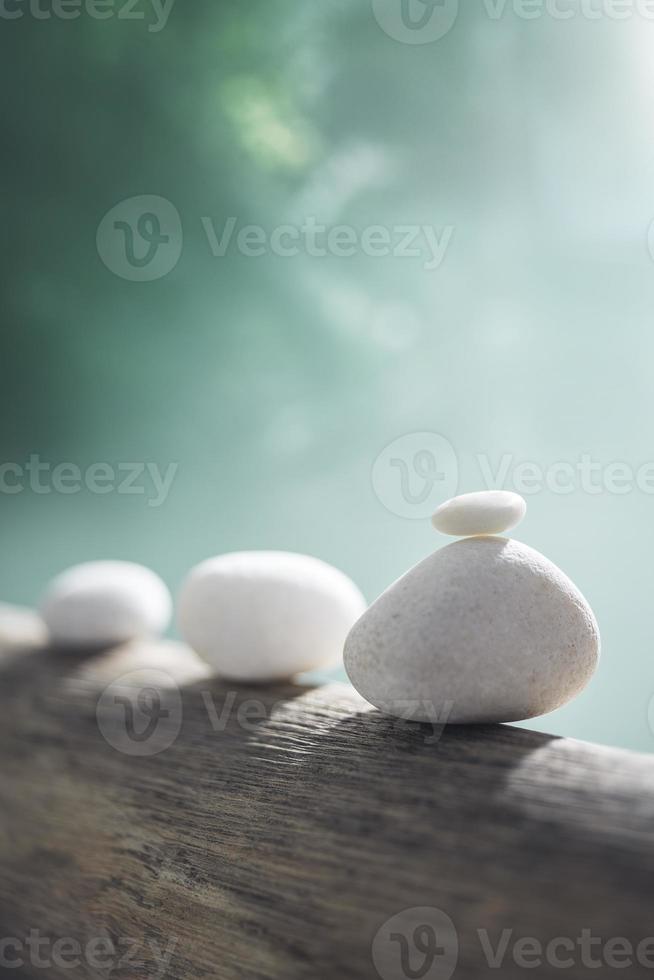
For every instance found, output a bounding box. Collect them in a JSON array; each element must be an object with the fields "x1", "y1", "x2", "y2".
[{"x1": 0, "y1": 605, "x2": 653, "y2": 979}]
